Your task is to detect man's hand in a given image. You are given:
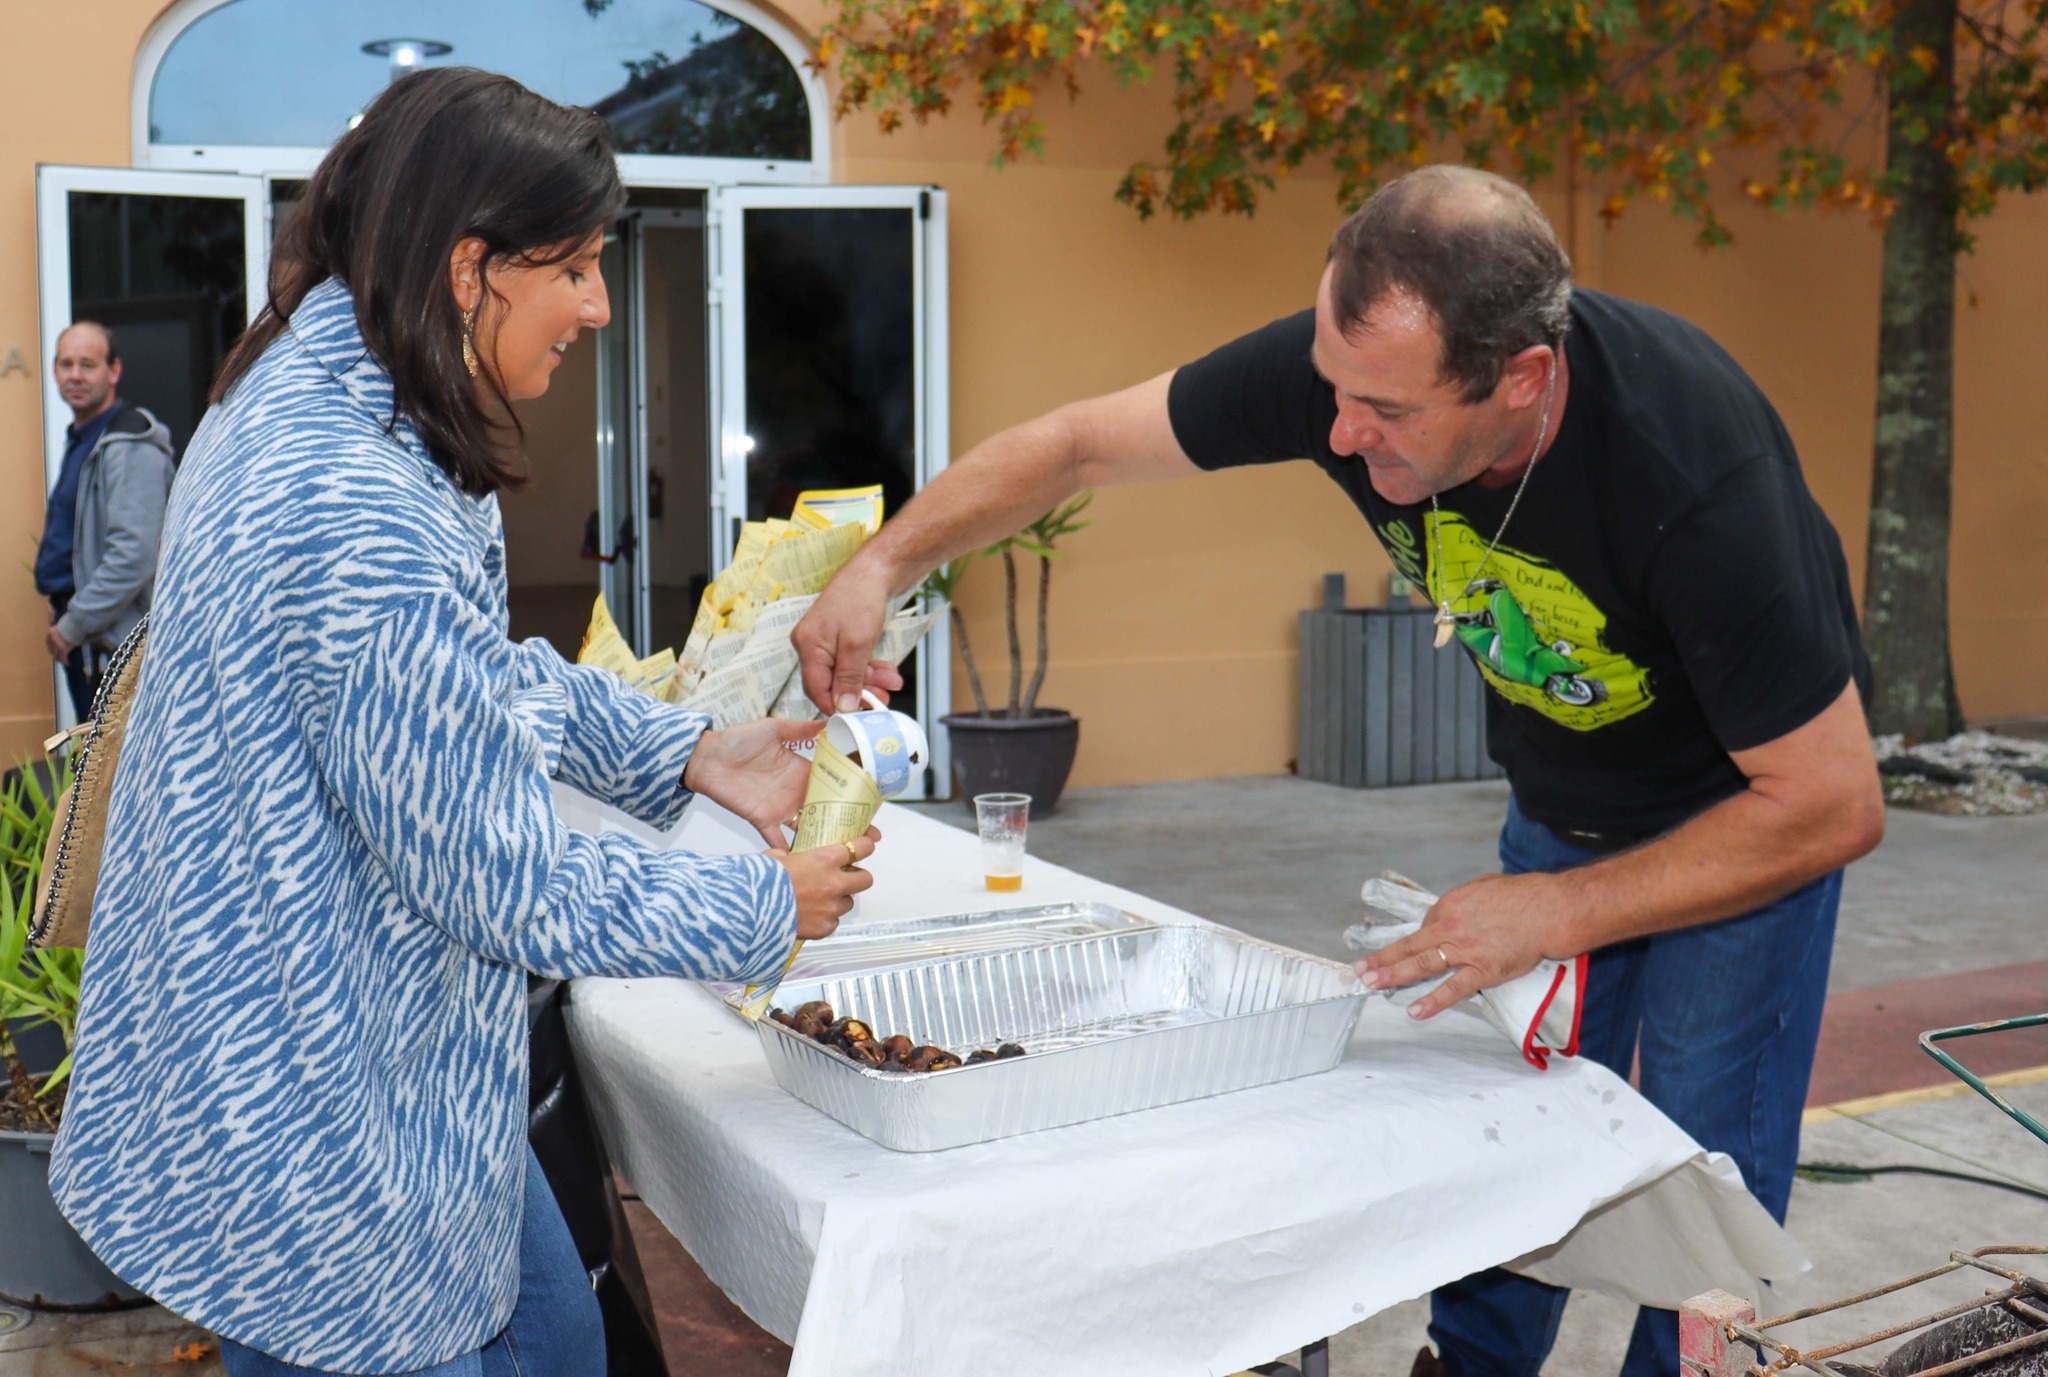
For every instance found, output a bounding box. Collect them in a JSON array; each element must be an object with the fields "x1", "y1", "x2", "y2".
[
  {"x1": 771, "y1": 826, "x2": 882, "y2": 939},
  {"x1": 45, "y1": 625, "x2": 74, "y2": 662},
  {"x1": 791, "y1": 371, "x2": 1196, "y2": 714},
  {"x1": 793, "y1": 559, "x2": 904, "y2": 714},
  {"x1": 1358, "y1": 681, "x2": 1883, "y2": 1023},
  {"x1": 683, "y1": 718, "x2": 827, "y2": 848},
  {"x1": 1355, "y1": 871, "x2": 1578, "y2": 1020}
]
